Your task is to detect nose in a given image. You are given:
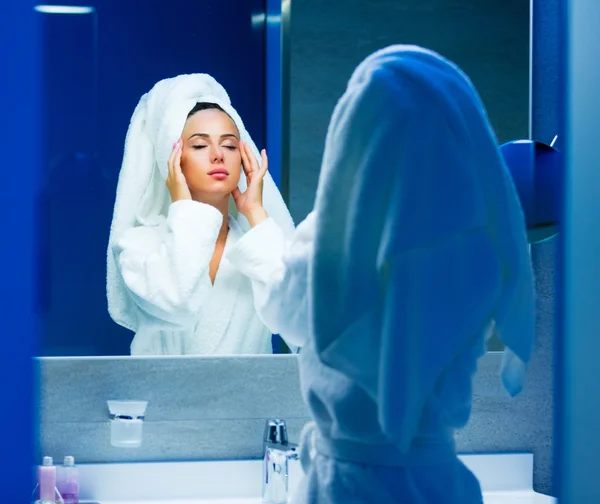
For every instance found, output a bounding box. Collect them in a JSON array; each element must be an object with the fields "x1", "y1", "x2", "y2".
[{"x1": 211, "y1": 145, "x2": 225, "y2": 163}]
